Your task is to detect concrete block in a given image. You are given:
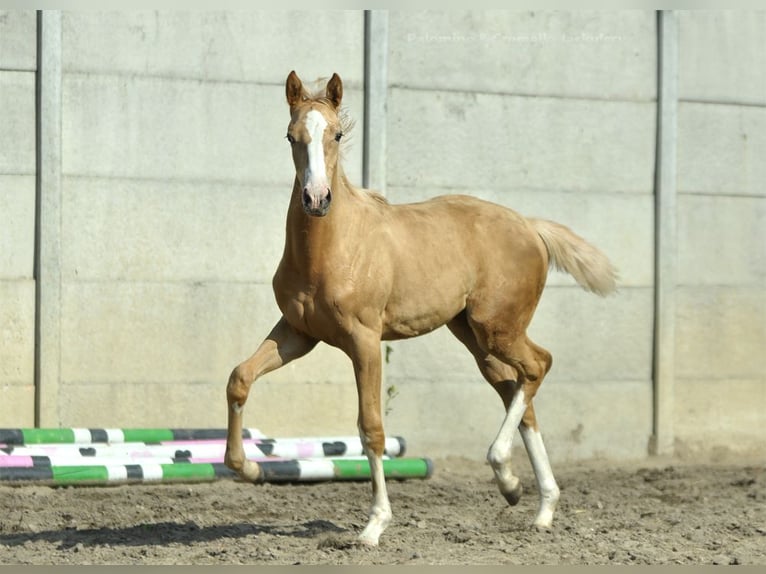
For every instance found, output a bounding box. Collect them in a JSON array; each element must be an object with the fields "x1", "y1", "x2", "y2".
[
  {"x1": 249, "y1": 379, "x2": 361, "y2": 437},
  {"x1": 386, "y1": 286, "x2": 653, "y2": 386},
  {"x1": 0, "y1": 382, "x2": 35, "y2": 427},
  {"x1": 60, "y1": 281, "x2": 355, "y2": 387},
  {"x1": 386, "y1": 87, "x2": 656, "y2": 194},
  {"x1": 386, "y1": 187, "x2": 653, "y2": 288},
  {"x1": 0, "y1": 72, "x2": 36, "y2": 174},
  {"x1": 58, "y1": 381, "x2": 231, "y2": 428},
  {"x1": 383, "y1": 377, "x2": 506, "y2": 459},
  {"x1": 531, "y1": 286, "x2": 654, "y2": 382},
  {"x1": 677, "y1": 102, "x2": 766, "y2": 197},
  {"x1": 384, "y1": 326, "x2": 493, "y2": 386},
  {"x1": 674, "y1": 378, "x2": 766, "y2": 459},
  {"x1": 389, "y1": 10, "x2": 657, "y2": 101},
  {"x1": 0, "y1": 279, "x2": 35, "y2": 384},
  {"x1": 679, "y1": 11, "x2": 766, "y2": 106},
  {"x1": 0, "y1": 10, "x2": 37, "y2": 71},
  {"x1": 58, "y1": 378, "x2": 360, "y2": 436},
  {"x1": 0, "y1": 175, "x2": 36, "y2": 279},
  {"x1": 62, "y1": 75, "x2": 364, "y2": 185},
  {"x1": 62, "y1": 11, "x2": 364, "y2": 85},
  {"x1": 675, "y1": 286, "x2": 766, "y2": 380},
  {"x1": 533, "y1": 379, "x2": 653, "y2": 461},
  {"x1": 678, "y1": 194, "x2": 766, "y2": 287},
  {"x1": 385, "y1": 377, "x2": 652, "y2": 461},
  {"x1": 61, "y1": 177, "x2": 288, "y2": 284}
]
